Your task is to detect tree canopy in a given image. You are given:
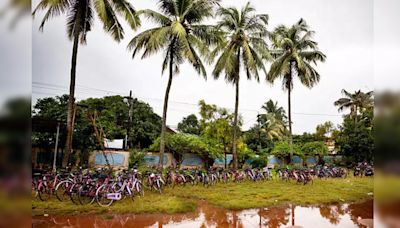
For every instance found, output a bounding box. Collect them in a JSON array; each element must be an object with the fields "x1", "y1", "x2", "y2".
[
  {"x1": 177, "y1": 114, "x2": 200, "y2": 135},
  {"x1": 32, "y1": 95, "x2": 162, "y2": 156},
  {"x1": 270, "y1": 141, "x2": 303, "y2": 159},
  {"x1": 301, "y1": 141, "x2": 328, "y2": 156}
]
